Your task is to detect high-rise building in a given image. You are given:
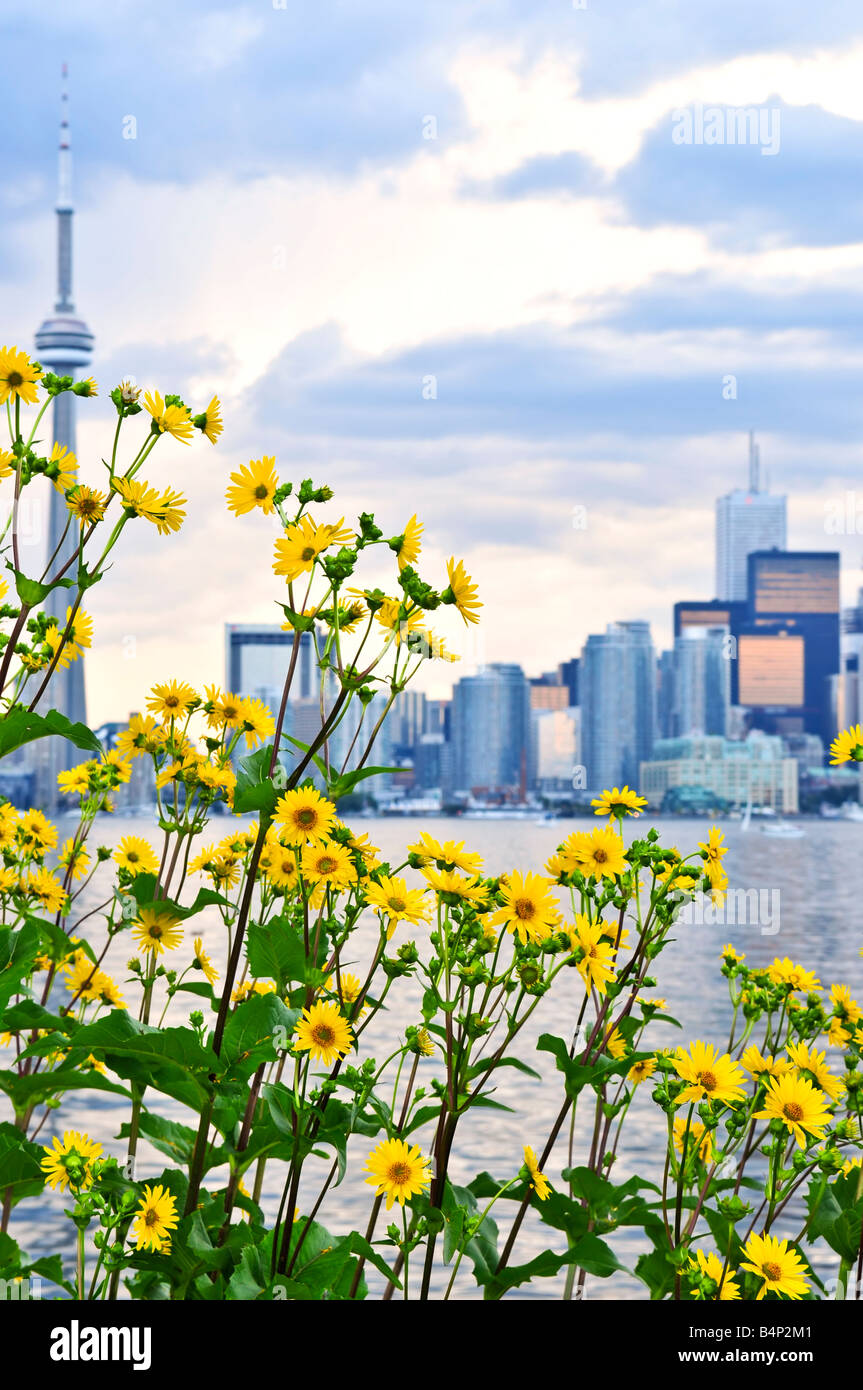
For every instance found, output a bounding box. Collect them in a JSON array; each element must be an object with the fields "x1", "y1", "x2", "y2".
[
  {"x1": 580, "y1": 622, "x2": 655, "y2": 794},
  {"x1": 558, "y1": 658, "x2": 580, "y2": 707},
  {"x1": 670, "y1": 626, "x2": 730, "y2": 737},
  {"x1": 532, "y1": 706, "x2": 579, "y2": 790},
  {"x1": 715, "y1": 432, "x2": 786, "y2": 601},
  {"x1": 451, "y1": 664, "x2": 532, "y2": 799},
  {"x1": 737, "y1": 550, "x2": 840, "y2": 745},
  {"x1": 226, "y1": 623, "x2": 315, "y2": 713},
  {"x1": 33, "y1": 70, "x2": 94, "y2": 805}
]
